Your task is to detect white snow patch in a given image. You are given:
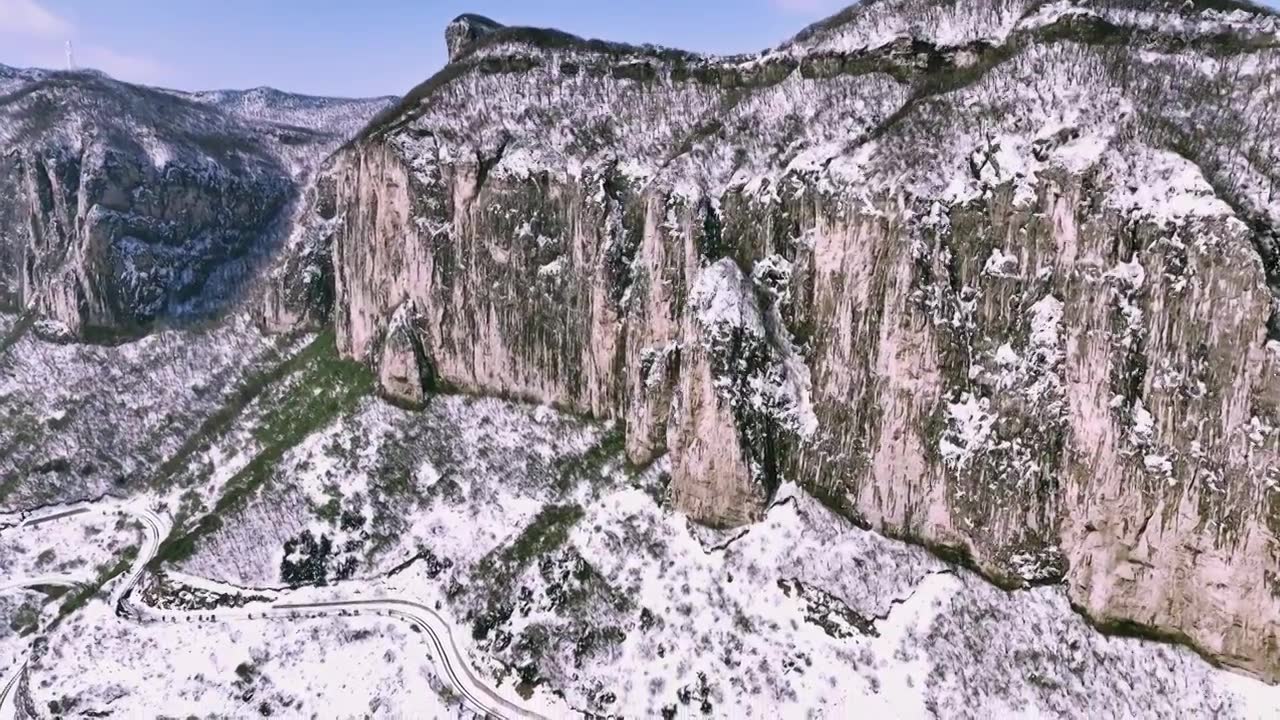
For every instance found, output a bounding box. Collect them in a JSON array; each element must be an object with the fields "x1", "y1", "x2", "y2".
[
  {"x1": 940, "y1": 393, "x2": 996, "y2": 468},
  {"x1": 1144, "y1": 453, "x2": 1174, "y2": 476},
  {"x1": 1106, "y1": 258, "x2": 1147, "y2": 289},
  {"x1": 1104, "y1": 147, "x2": 1235, "y2": 226},
  {"x1": 984, "y1": 247, "x2": 1019, "y2": 277},
  {"x1": 1131, "y1": 399, "x2": 1156, "y2": 448},
  {"x1": 1029, "y1": 294, "x2": 1064, "y2": 351},
  {"x1": 994, "y1": 343, "x2": 1019, "y2": 367},
  {"x1": 537, "y1": 257, "x2": 565, "y2": 278},
  {"x1": 693, "y1": 258, "x2": 764, "y2": 338}
]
